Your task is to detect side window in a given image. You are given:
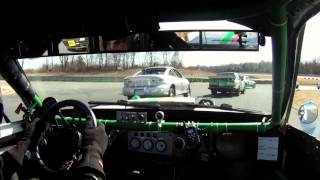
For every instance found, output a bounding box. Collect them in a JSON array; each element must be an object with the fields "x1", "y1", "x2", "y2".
[
  {"x1": 289, "y1": 13, "x2": 320, "y2": 139},
  {"x1": 169, "y1": 70, "x2": 177, "y2": 77},
  {"x1": 174, "y1": 70, "x2": 183, "y2": 78},
  {"x1": 0, "y1": 81, "x2": 23, "y2": 122}
]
